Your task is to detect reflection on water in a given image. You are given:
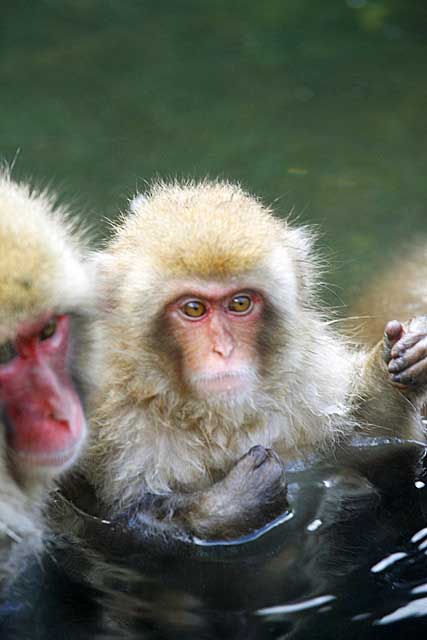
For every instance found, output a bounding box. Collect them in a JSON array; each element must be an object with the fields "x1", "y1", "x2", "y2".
[{"x1": 2, "y1": 436, "x2": 427, "y2": 639}]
